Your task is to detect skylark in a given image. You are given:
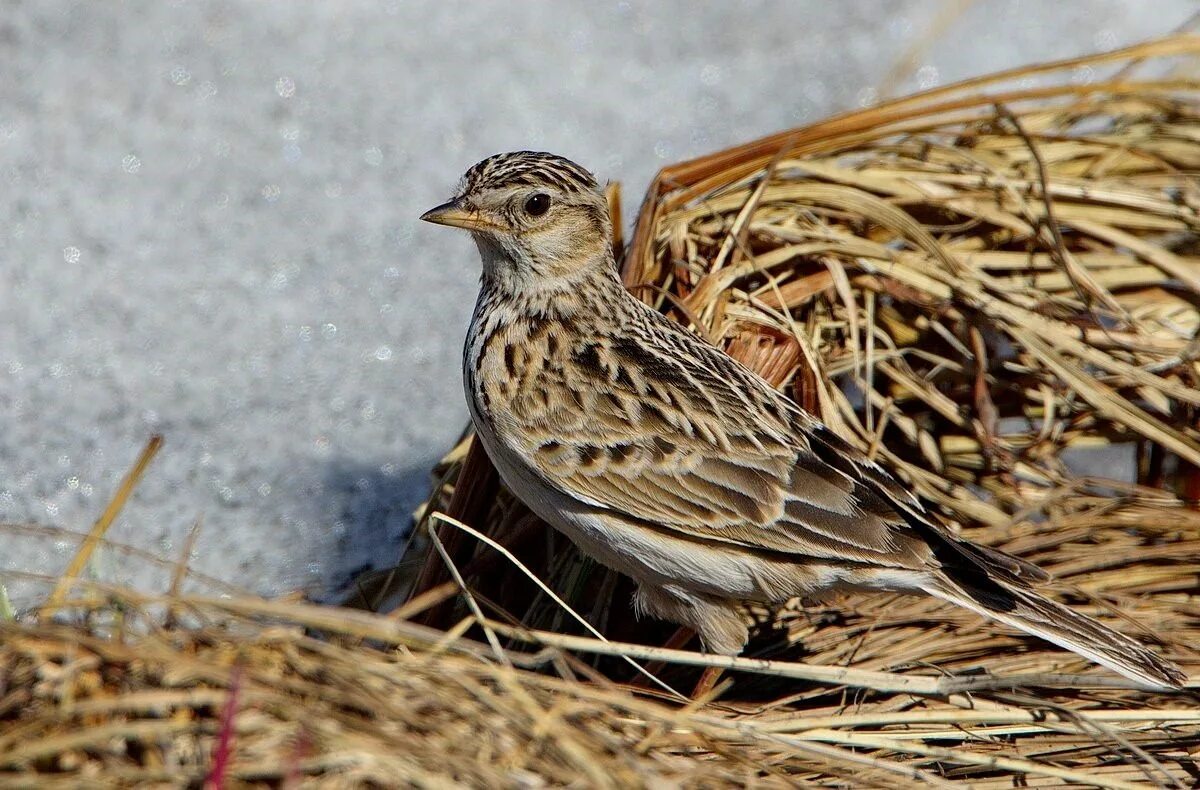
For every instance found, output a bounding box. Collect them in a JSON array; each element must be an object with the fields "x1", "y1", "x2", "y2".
[{"x1": 422, "y1": 151, "x2": 1185, "y2": 689}]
